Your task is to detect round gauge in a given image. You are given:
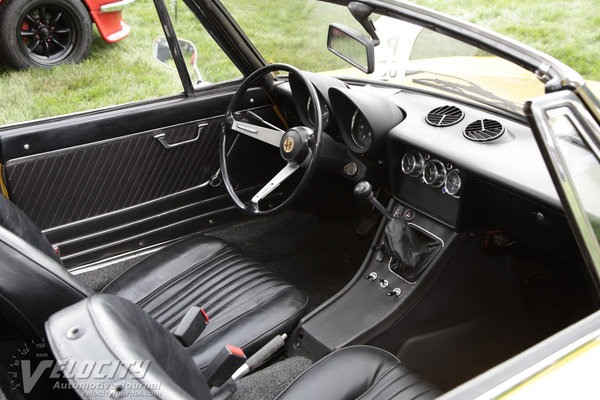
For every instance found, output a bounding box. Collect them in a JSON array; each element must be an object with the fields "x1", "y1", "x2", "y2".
[
  {"x1": 445, "y1": 169, "x2": 462, "y2": 196},
  {"x1": 423, "y1": 159, "x2": 446, "y2": 188},
  {"x1": 307, "y1": 96, "x2": 330, "y2": 128},
  {"x1": 350, "y1": 110, "x2": 373, "y2": 149},
  {"x1": 401, "y1": 152, "x2": 425, "y2": 177}
]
